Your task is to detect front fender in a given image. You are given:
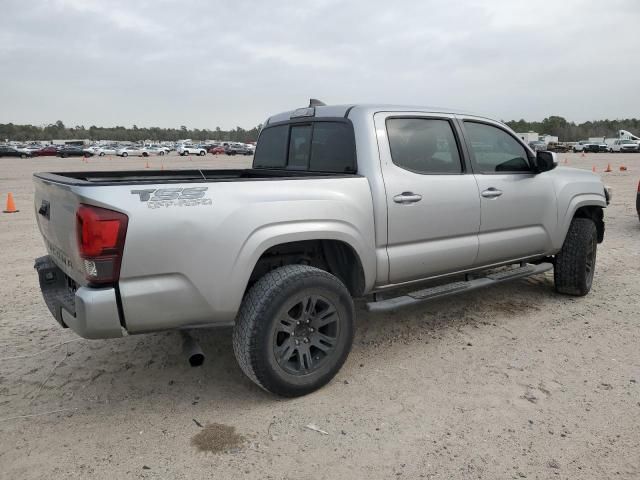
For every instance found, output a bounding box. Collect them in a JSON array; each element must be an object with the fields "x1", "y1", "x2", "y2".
[{"x1": 554, "y1": 193, "x2": 606, "y2": 249}]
